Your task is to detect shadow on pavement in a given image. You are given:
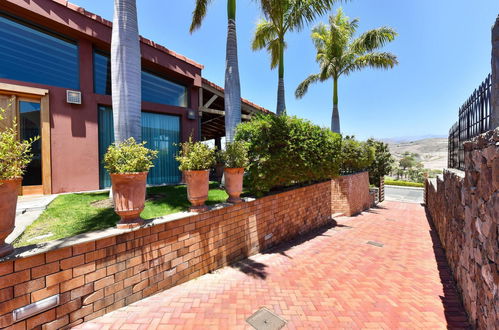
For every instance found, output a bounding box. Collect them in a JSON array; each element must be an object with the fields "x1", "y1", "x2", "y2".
[{"x1": 424, "y1": 208, "x2": 472, "y2": 329}]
